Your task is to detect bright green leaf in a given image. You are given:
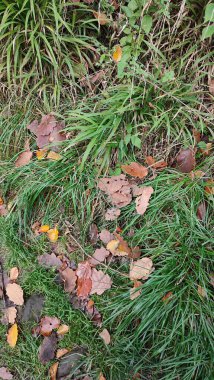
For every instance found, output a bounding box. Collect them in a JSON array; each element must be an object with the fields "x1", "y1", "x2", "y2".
[
  {"x1": 204, "y1": 3, "x2": 214, "y2": 22},
  {"x1": 131, "y1": 135, "x2": 141, "y2": 149},
  {"x1": 201, "y1": 24, "x2": 214, "y2": 40},
  {"x1": 141, "y1": 15, "x2": 153, "y2": 35}
]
